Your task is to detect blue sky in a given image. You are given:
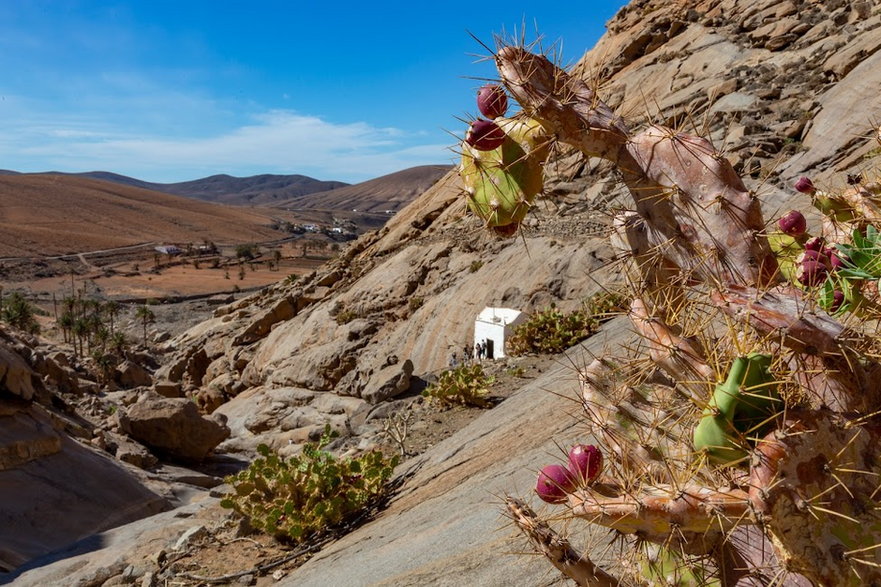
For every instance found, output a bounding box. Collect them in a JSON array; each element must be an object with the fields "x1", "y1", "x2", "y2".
[{"x1": 0, "y1": 1, "x2": 628, "y2": 184}]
